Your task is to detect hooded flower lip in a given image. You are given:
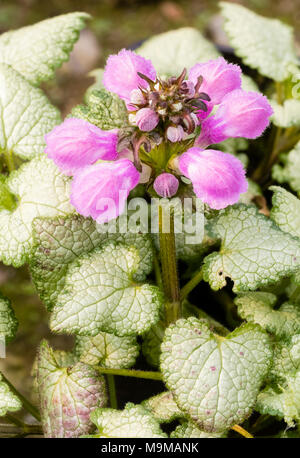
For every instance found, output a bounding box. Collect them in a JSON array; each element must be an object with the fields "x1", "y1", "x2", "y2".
[
  {"x1": 179, "y1": 147, "x2": 248, "y2": 210},
  {"x1": 188, "y1": 57, "x2": 242, "y2": 110},
  {"x1": 70, "y1": 159, "x2": 140, "y2": 224},
  {"x1": 153, "y1": 173, "x2": 179, "y2": 198},
  {"x1": 195, "y1": 89, "x2": 273, "y2": 148},
  {"x1": 45, "y1": 118, "x2": 118, "y2": 176},
  {"x1": 102, "y1": 49, "x2": 156, "y2": 107}
]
